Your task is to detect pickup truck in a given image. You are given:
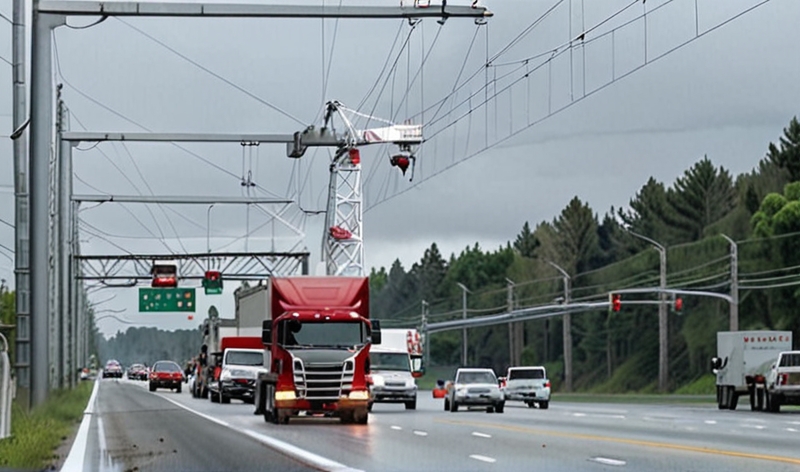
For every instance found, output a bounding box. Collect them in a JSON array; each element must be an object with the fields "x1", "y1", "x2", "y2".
[
  {"x1": 500, "y1": 366, "x2": 551, "y2": 409},
  {"x1": 765, "y1": 351, "x2": 800, "y2": 413},
  {"x1": 209, "y1": 345, "x2": 266, "y2": 404},
  {"x1": 444, "y1": 368, "x2": 504, "y2": 413}
]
